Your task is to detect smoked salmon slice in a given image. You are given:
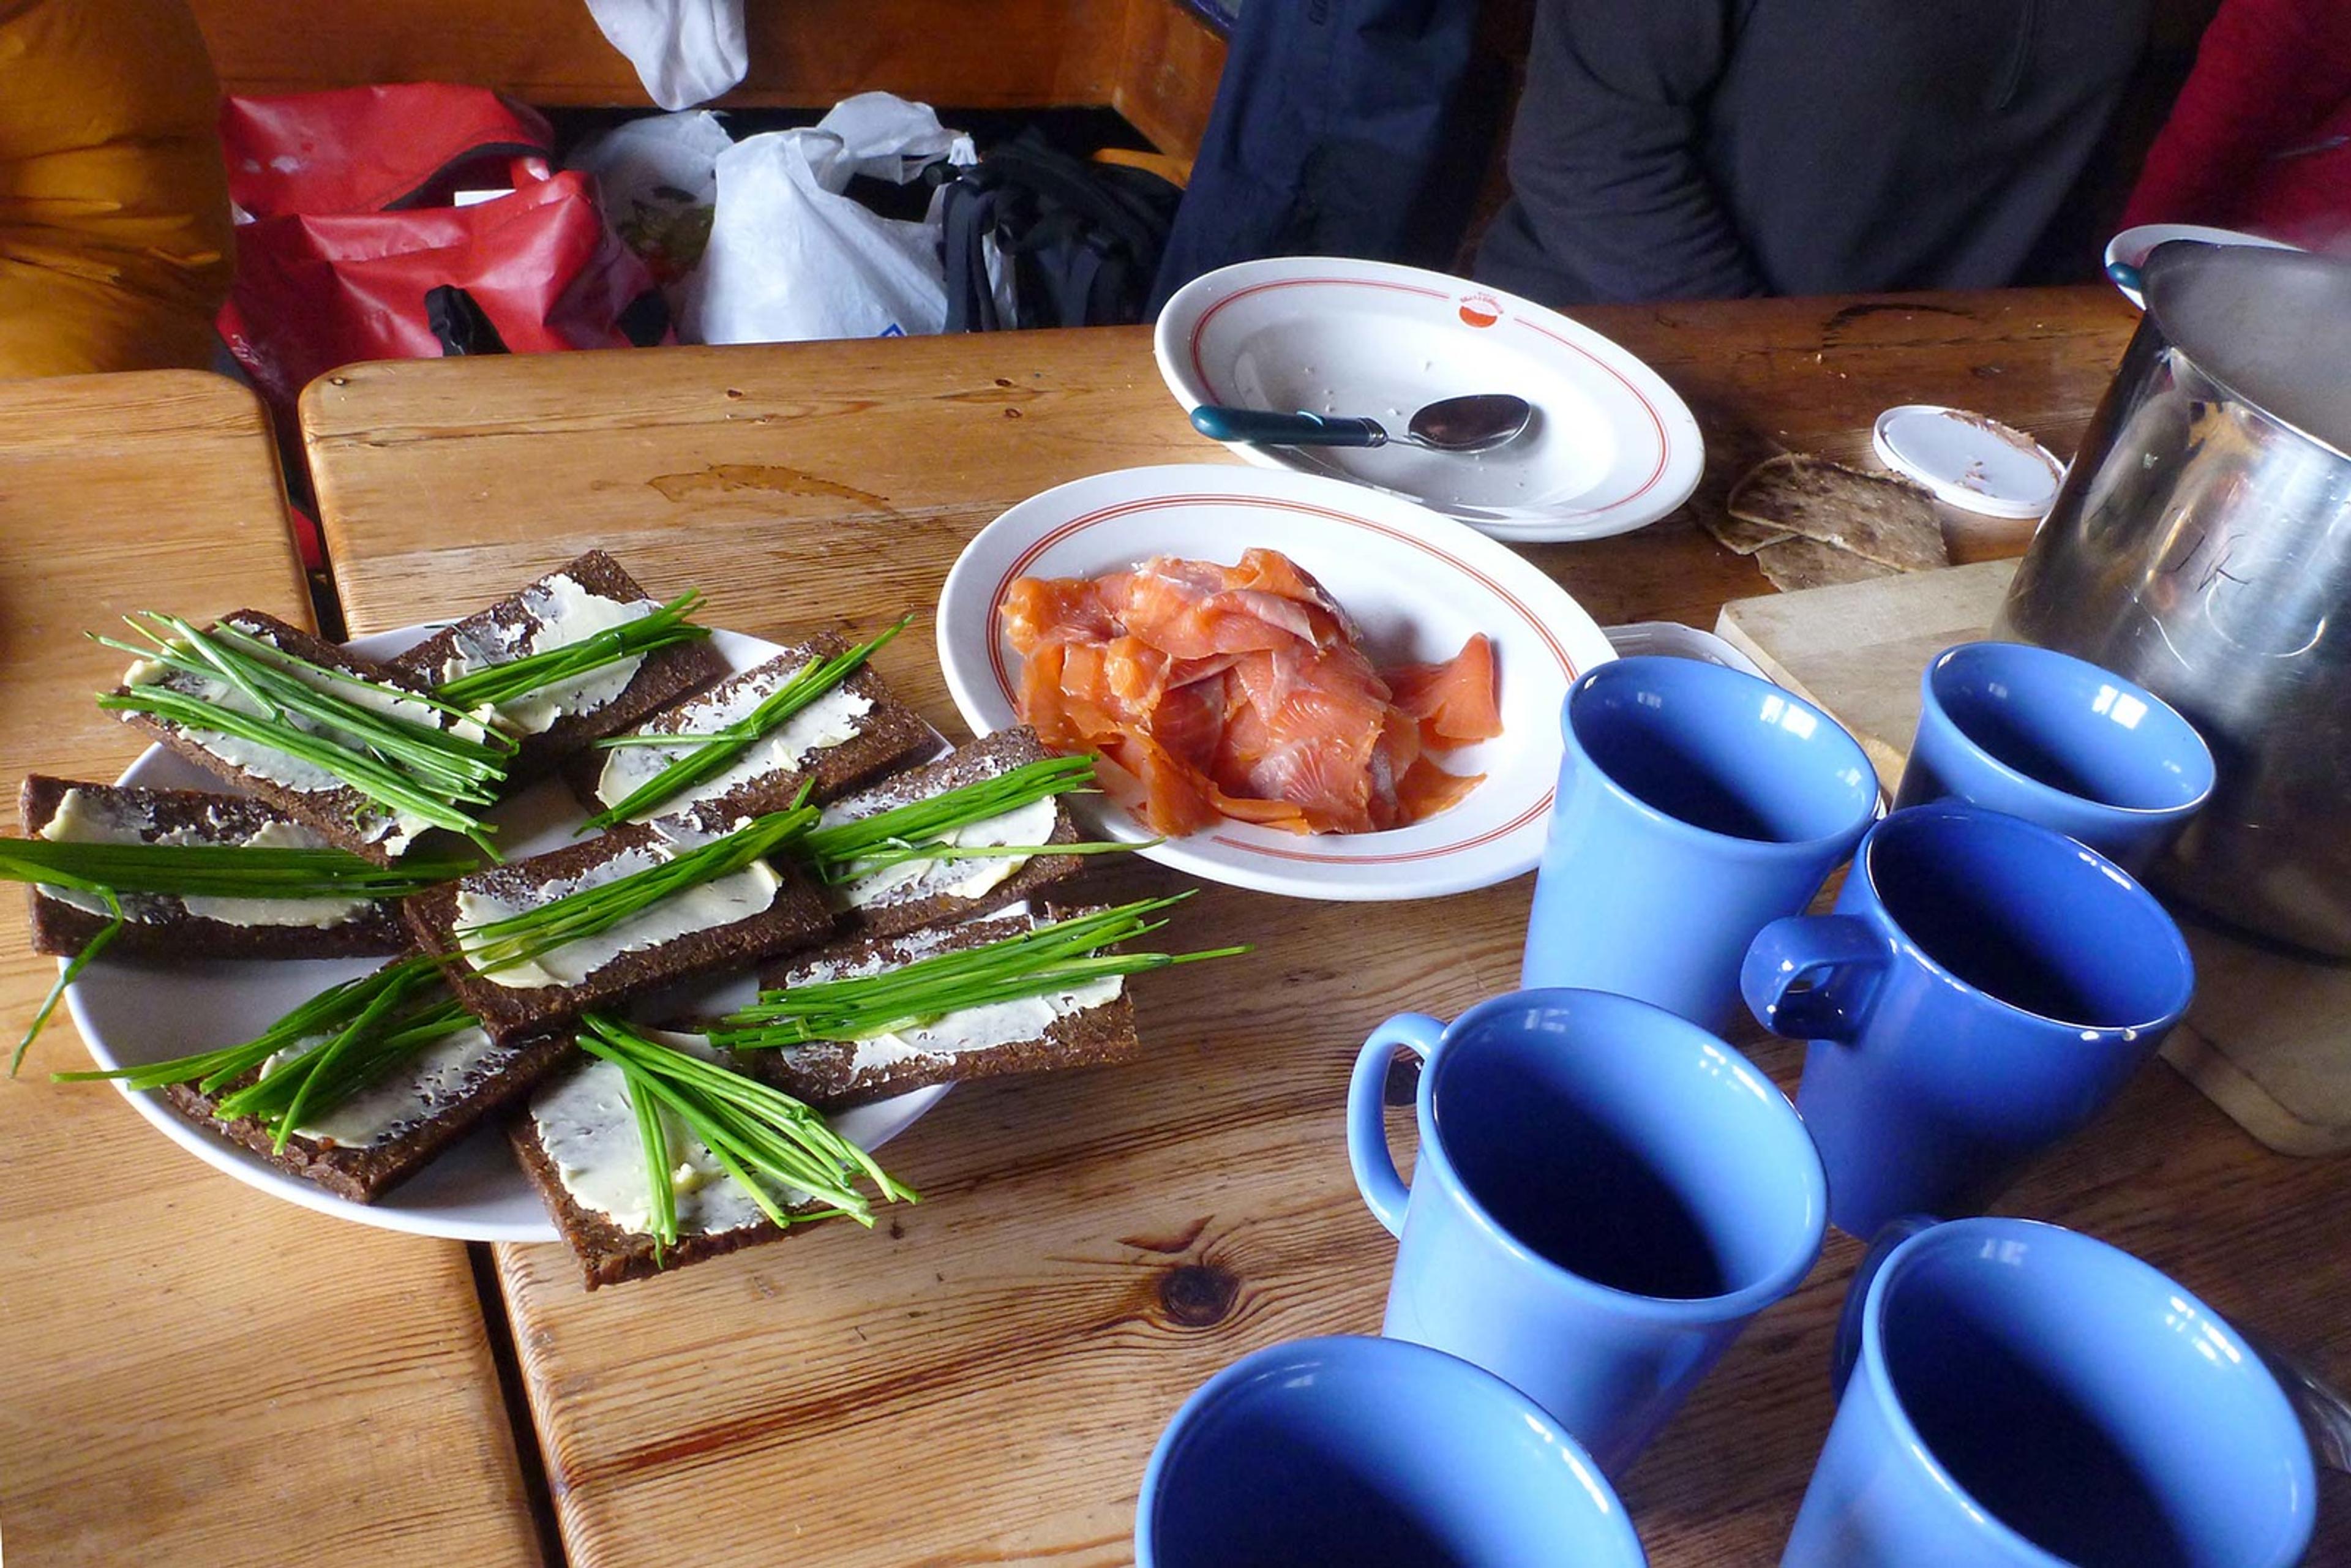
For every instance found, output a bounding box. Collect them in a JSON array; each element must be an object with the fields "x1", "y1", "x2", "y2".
[{"x1": 1000, "y1": 549, "x2": 1501, "y2": 837}]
